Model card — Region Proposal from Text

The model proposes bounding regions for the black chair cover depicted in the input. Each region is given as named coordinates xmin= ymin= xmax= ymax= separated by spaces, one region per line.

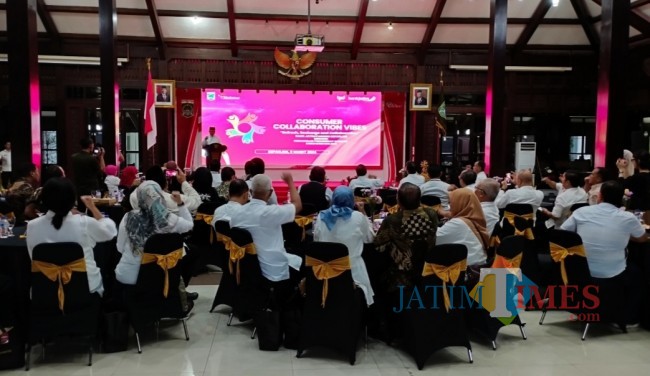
xmin=210 ymin=221 xmax=237 ymax=313
xmin=377 ymin=189 xmax=397 ymax=207
xmin=420 ymin=195 xmax=442 ymax=207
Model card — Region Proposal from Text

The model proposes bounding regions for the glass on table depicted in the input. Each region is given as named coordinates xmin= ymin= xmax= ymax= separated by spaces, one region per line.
xmin=6 ymin=215 xmax=15 ymax=237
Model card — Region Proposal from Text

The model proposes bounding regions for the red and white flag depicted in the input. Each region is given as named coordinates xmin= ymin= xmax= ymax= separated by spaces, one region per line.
xmin=144 ymin=70 xmax=157 ymax=150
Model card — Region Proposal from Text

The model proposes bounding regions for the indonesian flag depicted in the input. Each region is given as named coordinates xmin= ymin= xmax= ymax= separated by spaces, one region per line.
xmin=144 ymin=70 xmax=157 ymax=150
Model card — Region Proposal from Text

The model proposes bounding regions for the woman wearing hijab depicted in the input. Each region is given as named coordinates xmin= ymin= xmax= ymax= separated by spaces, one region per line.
xmin=26 ymin=178 xmax=117 ymax=296
xmin=191 ymin=167 xmax=219 ymax=203
xmin=436 ymin=188 xmax=489 ymax=267
xmin=104 ymin=165 xmax=120 ymax=197
xmin=119 ymin=166 xmax=139 ymax=190
xmin=313 ymin=186 xmax=375 ymax=306
xmin=115 ymin=181 xmax=194 ymax=309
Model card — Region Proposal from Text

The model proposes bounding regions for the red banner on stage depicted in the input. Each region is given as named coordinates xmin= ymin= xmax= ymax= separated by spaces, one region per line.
xmin=174 ymin=88 xmax=202 ymax=169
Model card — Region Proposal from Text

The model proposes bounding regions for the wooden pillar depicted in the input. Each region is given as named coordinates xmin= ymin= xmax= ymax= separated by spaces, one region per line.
xmin=595 ymin=0 xmax=629 ymax=168
xmin=7 ymin=0 xmax=41 ymax=168
xmin=99 ymin=0 xmax=119 ymax=165
xmin=485 ymin=0 xmax=508 ymax=176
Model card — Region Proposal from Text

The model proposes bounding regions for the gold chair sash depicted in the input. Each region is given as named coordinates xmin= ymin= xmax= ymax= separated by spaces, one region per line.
xmin=489 ymin=235 xmax=501 ymax=248
xmin=422 ymin=259 xmax=467 ymax=312
xmin=195 ymin=213 xmax=216 ymax=243
xmin=294 ymin=215 xmax=314 ymax=241
xmin=2 ymin=212 xmax=15 ymax=221
xmin=549 ymin=242 xmax=587 ymax=285
xmin=421 ymin=203 xmax=441 ymax=212
xmin=141 ymin=248 xmax=184 ymax=298
xmin=31 ymin=258 xmax=86 ymax=312
xmin=216 ymin=233 xmax=257 ymax=285
xmin=503 ymin=211 xmax=535 ymax=240
xmin=492 ymin=253 xmax=523 ymax=270
xmin=305 ymin=255 xmax=351 ymax=308
xmin=383 ymin=203 xmax=399 ymax=214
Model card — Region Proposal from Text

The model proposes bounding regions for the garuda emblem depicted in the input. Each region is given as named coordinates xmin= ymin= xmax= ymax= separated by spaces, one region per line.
xmin=274 ymin=47 xmax=317 ymax=80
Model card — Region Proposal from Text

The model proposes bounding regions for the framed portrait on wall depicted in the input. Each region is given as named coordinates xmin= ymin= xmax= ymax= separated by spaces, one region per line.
xmin=409 ymin=83 xmax=433 ymax=111
xmin=153 ymin=80 xmax=175 ymax=108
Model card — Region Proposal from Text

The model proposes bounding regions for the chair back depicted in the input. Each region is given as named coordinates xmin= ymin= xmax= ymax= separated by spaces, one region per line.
xmin=570 ymin=202 xmax=589 ymax=213
xmin=0 ymin=199 xmax=13 ymax=216
xmin=547 ymin=229 xmax=592 ymax=287
xmin=421 ymin=195 xmax=442 ymax=207
xmin=422 ymin=243 xmax=468 ymax=286
xmin=503 ymin=203 xmax=534 ymax=216
xmin=210 ymin=220 xmax=236 ymax=312
xmin=353 ymin=187 xmax=368 ymax=197
xmin=230 ymin=227 xmax=267 ymax=315
xmin=492 ymin=235 xmax=525 ymax=268
xmin=197 ymin=200 xmax=223 ymax=215
xmin=501 ymin=204 xmax=535 ymax=240
xmin=299 ymin=203 xmax=318 ymax=216
xmin=378 ymin=189 xmax=397 ymax=207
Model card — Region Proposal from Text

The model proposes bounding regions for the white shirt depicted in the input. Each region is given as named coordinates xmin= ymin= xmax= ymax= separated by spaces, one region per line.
xmin=476 ymin=171 xmax=488 ymax=182
xmin=212 ymin=201 xmax=242 ymax=225
xmin=399 ymin=173 xmax=425 ymax=188
xmin=104 ymin=175 xmax=121 ymax=197
xmin=0 ymin=149 xmax=11 ymax=172
xmin=202 ymin=135 xmax=222 ymax=157
xmin=495 ymin=185 xmax=544 ymax=213
xmin=115 ymin=206 xmax=194 ymax=285
xmin=481 ymin=201 xmax=500 ymax=235
xmin=436 ymin=218 xmax=487 ymax=266
xmin=211 ymin=172 xmax=222 ymax=188
xmin=546 ymin=187 xmax=588 ymax=228
xmin=245 ymin=180 xmax=278 ymax=205
xmin=561 ymin=203 xmax=645 ymax=278
xmin=130 ymin=181 xmax=202 ymax=214
xmin=230 ymin=199 xmax=301 ymax=281
xmin=313 ymin=211 xmax=375 ymax=306
xmin=588 ymin=183 xmax=602 ymax=206
xmin=348 ymin=176 xmax=384 ymax=191
xmin=26 ymin=212 xmax=118 ymax=296
xmin=420 ymin=179 xmax=450 ymax=210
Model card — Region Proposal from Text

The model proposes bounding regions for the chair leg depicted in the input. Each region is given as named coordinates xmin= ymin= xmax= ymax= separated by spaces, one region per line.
xmin=25 ymin=344 xmax=31 ymax=371
xmin=365 ymin=326 xmax=368 ymax=350
xmin=41 ymin=338 xmax=46 ymax=361
xmin=491 ymin=340 xmax=497 ymax=350
xmin=155 ymin=321 xmax=160 ymax=342
xmin=581 ymin=323 xmax=590 ymax=341
xmin=135 ymin=332 xmax=142 ymax=354
xmin=539 ymin=308 xmax=547 ymax=325
xmin=182 ymin=319 xmax=190 ymax=341
xmin=296 ymin=349 xmax=303 ymax=358
xmin=467 ymin=348 xmax=474 ymax=364
xmin=519 ymin=324 xmax=528 ymax=340
xmin=251 ymin=327 xmax=257 ymax=340
xmin=88 ymin=339 xmax=93 ymax=366
xmin=227 ymin=312 xmax=234 ymax=326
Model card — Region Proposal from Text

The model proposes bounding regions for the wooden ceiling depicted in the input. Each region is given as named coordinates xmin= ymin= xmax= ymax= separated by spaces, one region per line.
xmin=0 ymin=0 xmax=649 ymax=61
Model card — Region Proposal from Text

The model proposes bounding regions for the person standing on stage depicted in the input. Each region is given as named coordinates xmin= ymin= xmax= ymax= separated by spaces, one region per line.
xmin=202 ymin=126 xmax=231 ymax=168
xmin=0 ymin=141 xmax=12 ymax=189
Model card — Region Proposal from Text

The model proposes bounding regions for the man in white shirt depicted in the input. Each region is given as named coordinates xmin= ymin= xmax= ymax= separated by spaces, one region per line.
xmin=474 ymin=178 xmax=500 ymax=235
xmin=209 ymin=160 xmax=222 ymax=189
xmin=459 ymin=169 xmax=477 ymax=190
xmin=202 ymin=126 xmax=231 ymax=167
xmin=583 ymin=167 xmax=610 ymax=206
xmin=399 ymin=161 xmax=425 ymax=187
xmin=0 ymin=141 xmax=11 ymax=189
xmin=212 ymin=179 xmax=249 ymax=224
xmin=245 ymin=157 xmax=278 ymax=204
xmin=131 ymin=166 xmax=202 ymax=214
xmin=561 ymin=180 xmax=648 ymax=324
xmin=348 ymin=164 xmax=384 ymax=191
xmin=420 ymin=164 xmax=450 ymax=210
xmin=495 ymin=170 xmax=544 ymax=213
xmin=473 ymin=160 xmax=488 ymax=182
xmin=541 ymin=171 xmax=588 ymax=228
xmin=230 ymin=173 xmax=303 ymax=282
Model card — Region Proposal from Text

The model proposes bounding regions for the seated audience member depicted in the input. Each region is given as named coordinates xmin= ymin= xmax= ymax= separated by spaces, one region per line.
xmin=26 ymin=178 xmax=117 ymax=297
xmin=115 ymin=181 xmax=195 ymax=311
xmin=583 ymin=167 xmax=610 ymax=206
xmin=459 ymin=169 xmax=477 ymax=190
xmin=314 ymin=186 xmax=375 ymax=306
xmin=209 ymin=160 xmax=222 ymax=188
xmin=6 ymin=163 xmax=40 ymax=224
xmin=561 ymin=180 xmax=648 ymax=325
xmin=616 ymin=149 xmax=636 ymax=179
xmin=164 ymin=161 xmax=182 ymax=192
xmin=348 ymin=164 xmax=384 ymax=191
xmin=420 ymin=164 xmax=450 ymax=210
xmin=230 ymin=173 xmax=303 ymax=283
xmin=398 ymin=161 xmax=425 ymax=188
xmin=473 ymin=160 xmax=488 ymax=182
xmin=299 ymin=166 xmax=332 ymax=212
xmin=474 ymin=178 xmax=500 ymax=235
xmin=131 ymin=166 xmax=201 ymax=214
xmin=119 ymin=165 xmax=139 ymax=191
xmin=217 ymin=166 xmax=236 ymax=201
xmin=245 ymin=158 xmax=278 ymax=205
xmin=495 ymin=170 xmax=544 ymax=213
xmin=541 ymin=172 xmax=565 ymax=194
xmin=541 ymin=170 xmax=587 ymax=228
xmin=374 ymin=183 xmax=438 ymax=291
xmin=212 ymin=179 xmax=249 ymax=224
xmin=104 ymin=164 xmax=121 ymax=197
xmin=27 ymin=164 xmax=65 ymax=218
xmin=622 ymin=151 xmax=650 ymax=210
xmin=191 ymin=167 xmax=219 ymax=203
xmin=436 ymin=188 xmax=489 ymax=267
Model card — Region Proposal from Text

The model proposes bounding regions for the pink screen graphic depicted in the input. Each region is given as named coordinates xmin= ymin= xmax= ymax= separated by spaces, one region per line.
xmin=201 ymin=90 xmax=382 ymax=167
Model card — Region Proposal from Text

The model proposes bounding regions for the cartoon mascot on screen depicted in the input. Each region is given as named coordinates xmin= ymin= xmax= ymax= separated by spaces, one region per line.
xmin=226 ymin=113 xmax=266 ymax=144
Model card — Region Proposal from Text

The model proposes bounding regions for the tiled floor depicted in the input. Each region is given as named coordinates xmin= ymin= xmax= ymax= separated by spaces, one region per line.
xmin=6 ymin=284 xmax=650 ymax=376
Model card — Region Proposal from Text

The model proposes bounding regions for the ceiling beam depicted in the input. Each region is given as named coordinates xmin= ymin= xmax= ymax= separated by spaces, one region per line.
xmin=632 ymin=0 xmax=650 ymax=9
xmin=144 ymin=0 xmax=166 ymax=60
xmin=592 ymin=0 xmax=650 ymax=35
xmin=36 ymin=0 xmax=60 ymax=45
xmin=418 ymin=0 xmax=447 ymax=64
xmin=570 ymin=0 xmax=599 ymax=50
xmin=226 ymin=0 xmax=238 ymax=57
xmin=513 ymin=0 xmax=552 ymax=53
xmin=350 ymin=0 xmax=369 ymax=60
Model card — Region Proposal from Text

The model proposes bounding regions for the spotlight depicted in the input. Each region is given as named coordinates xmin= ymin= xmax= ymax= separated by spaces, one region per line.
xmin=387 ymin=21 xmax=393 ymax=30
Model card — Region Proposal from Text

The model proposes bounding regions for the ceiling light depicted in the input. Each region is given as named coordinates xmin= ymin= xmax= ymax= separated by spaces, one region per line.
xmin=552 ymin=0 xmax=559 ymax=7
xmin=387 ymin=21 xmax=394 ymax=30
xmin=192 ymin=16 xmax=201 ymax=24
xmin=450 ymin=64 xmax=572 ymax=72
xmin=0 ymin=54 xmax=128 ymax=66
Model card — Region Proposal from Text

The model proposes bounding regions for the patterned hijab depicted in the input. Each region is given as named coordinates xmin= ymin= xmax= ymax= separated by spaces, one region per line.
xmin=449 ymin=188 xmax=490 ymax=250
xmin=319 ymin=186 xmax=355 ymax=230
xmin=125 ymin=181 xmax=173 ymax=255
